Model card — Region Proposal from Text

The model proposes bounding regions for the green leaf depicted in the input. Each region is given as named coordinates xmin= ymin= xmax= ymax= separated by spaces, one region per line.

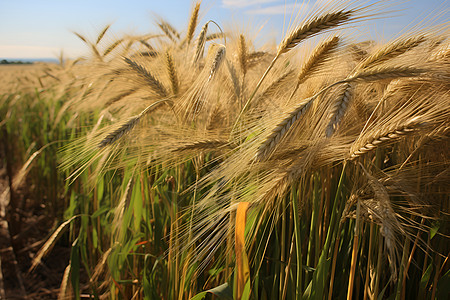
xmin=241 ymin=280 xmax=251 ymax=300
xmin=418 ymin=262 xmax=433 ymax=298
xmin=430 ymin=221 xmax=440 ymax=239
xmin=97 ymin=177 xmax=104 ymax=202
xmin=91 ymin=206 xmax=110 ymax=219
xmin=190 ymin=282 xmax=233 ymax=300
xmin=92 ymin=227 xmax=98 ymax=249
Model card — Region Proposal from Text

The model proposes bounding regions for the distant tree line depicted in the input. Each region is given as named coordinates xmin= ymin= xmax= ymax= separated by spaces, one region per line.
xmin=0 ymin=59 xmax=32 ymax=65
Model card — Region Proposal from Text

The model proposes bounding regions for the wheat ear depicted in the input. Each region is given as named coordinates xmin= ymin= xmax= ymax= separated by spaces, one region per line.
xmin=226 ymin=60 xmax=241 ymax=100
xmin=166 ymin=51 xmax=179 ymax=96
xmin=72 ymin=31 xmax=88 ymax=44
xmin=357 ymin=35 xmax=425 ymax=70
xmin=255 ymin=96 xmax=315 ymax=161
xmin=172 ymin=139 xmax=229 ymax=152
xmin=289 ymin=36 xmax=340 ymax=100
xmin=157 ymin=19 xmax=180 ymax=41
xmin=96 ymin=24 xmax=111 ymax=45
xmin=257 ymin=69 xmax=294 ymax=103
xmin=348 ymin=66 xmax=425 ymax=82
xmin=238 ymin=34 xmax=248 ymax=76
xmin=247 ymin=51 xmax=268 ymax=69
xmin=325 ymin=66 xmax=424 ymax=137
xmin=105 ymin=88 xmax=138 ymax=106
xmin=193 ymin=22 xmax=209 ymax=64
xmin=186 ymin=2 xmax=201 ymax=45
xmin=206 ymin=32 xmax=225 ymax=41
xmin=103 ymin=38 xmax=124 ymax=57
xmin=98 ymin=99 xmax=173 ymax=147
xmin=124 ymin=57 xmax=168 ymax=97
xmin=235 ymin=10 xmax=353 ymax=134
xmin=277 ymin=10 xmax=352 ymax=55
xmin=325 ymin=82 xmax=353 ymax=137
xmin=349 ymin=118 xmax=424 ymax=159
xmin=207 ymin=43 xmax=226 ymax=81
xmin=30 ymin=216 xmax=79 ymax=272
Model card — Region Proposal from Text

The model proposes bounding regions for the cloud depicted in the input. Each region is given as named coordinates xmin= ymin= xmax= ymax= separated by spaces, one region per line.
xmin=247 ymin=3 xmax=308 ymax=15
xmin=222 ymin=0 xmax=278 ymax=8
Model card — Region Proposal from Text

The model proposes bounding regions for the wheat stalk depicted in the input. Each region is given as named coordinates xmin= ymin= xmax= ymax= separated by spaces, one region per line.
xmin=226 ymin=60 xmax=241 ymax=100
xmin=325 ymin=66 xmax=424 ymax=137
xmin=324 ymin=36 xmax=426 ymax=137
xmin=124 ymin=57 xmax=168 ymax=97
xmin=255 ymin=96 xmax=315 ymax=161
xmin=98 ymin=116 xmax=140 ymax=147
xmin=247 ymin=51 xmax=268 ymax=69
xmin=89 ymin=43 xmax=102 ymax=60
xmin=72 ymin=31 xmax=88 ymax=44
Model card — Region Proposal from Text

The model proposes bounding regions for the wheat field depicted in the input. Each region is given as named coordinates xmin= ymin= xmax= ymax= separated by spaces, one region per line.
xmin=0 ymin=1 xmax=449 ymax=299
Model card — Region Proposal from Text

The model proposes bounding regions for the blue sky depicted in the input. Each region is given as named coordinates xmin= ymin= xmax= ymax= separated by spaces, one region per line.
xmin=0 ymin=0 xmax=448 ymax=59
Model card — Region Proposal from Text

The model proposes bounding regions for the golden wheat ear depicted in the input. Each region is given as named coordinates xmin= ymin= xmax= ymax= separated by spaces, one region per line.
xmin=186 ymin=1 xmax=201 ymax=45
xmin=30 ymin=216 xmax=79 ymax=272
xmin=156 ymin=18 xmax=180 ymax=42
xmin=356 ymin=35 xmax=426 ymax=71
xmin=206 ymin=43 xmax=226 ymax=81
xmin=238 ymin=34 xmax=248 ymax=76
xmin=193 ymin=22 xmax=209 ymax=64
xmin=326 ymin=66 xmax=426 ymax=138
xmin=277 ymin=10 xmax=352 ymax=56
xmin=102 ymin=38 xmax=124 ymax=57
xmin=98 ymin=99 xmax=173 ymax=147
xmin=165 ymin=51 xmax=179 ymax=96
xmin=349 ymin=118 xmax=425 ymax=160
xmin=96 ymin=24 xmax=111 ymax=45
xmin=255 ymin=96 xmax=315 ymax=161
xmin=124 ymin=57 xmax=168 ymax=97
xmin=289 ymin=35 xmax=340 ymax=100
xmin=236 ymin=5 xmax=367 ymax=129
